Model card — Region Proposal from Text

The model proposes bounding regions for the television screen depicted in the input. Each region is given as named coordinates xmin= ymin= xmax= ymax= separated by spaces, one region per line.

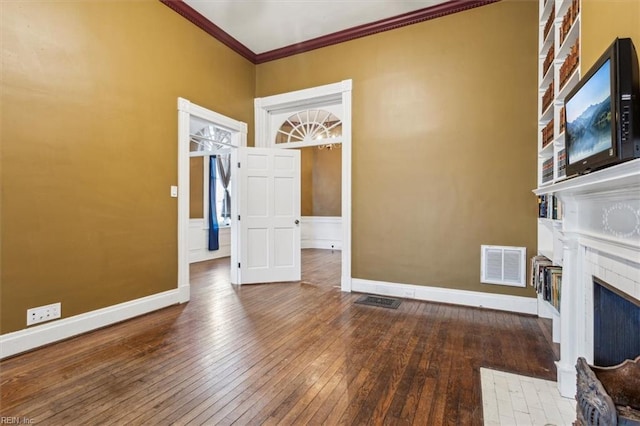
xmin=565 ymin=59 xmax=613 ymax=165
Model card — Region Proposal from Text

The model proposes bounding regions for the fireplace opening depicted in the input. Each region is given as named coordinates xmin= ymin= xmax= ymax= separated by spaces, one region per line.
xmin=593 ymin=277 xmax=640 ymax=366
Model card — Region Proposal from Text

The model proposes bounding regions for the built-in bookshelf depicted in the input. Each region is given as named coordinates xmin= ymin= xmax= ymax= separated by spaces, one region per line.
xmin=538 ymin=0 xmax=580 ymax=188
xmin=536 ymin=0 xmax=580 ymax=340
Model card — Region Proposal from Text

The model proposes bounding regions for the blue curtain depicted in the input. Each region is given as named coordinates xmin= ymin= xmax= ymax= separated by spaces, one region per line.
xmin=208 ymin=155 xmax=219 ymax=251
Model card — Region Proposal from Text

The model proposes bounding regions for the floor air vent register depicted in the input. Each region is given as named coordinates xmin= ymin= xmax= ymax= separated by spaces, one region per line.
xmin=355 ymin=295 xmax=401 ymax=309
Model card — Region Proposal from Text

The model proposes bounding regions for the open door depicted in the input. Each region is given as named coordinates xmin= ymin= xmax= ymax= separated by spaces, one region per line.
xmin=234 ymin=147 xmax=301 ymax=284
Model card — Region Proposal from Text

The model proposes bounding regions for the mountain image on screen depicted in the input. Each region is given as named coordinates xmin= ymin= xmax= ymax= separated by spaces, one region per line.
xmin=567 ymin=96 xmax=612 ymax=163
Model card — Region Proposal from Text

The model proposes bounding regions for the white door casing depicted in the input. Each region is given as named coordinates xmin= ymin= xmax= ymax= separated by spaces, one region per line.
xmin=234 ymin=147 xmax=301 ymax=284
xmin=254 ymin=79 xmax=352 ymax=292
xmin=177 ymin=98 xmax=247 ymax=299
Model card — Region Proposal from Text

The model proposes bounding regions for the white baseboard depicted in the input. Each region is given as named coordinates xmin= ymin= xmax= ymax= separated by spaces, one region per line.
xmin=0 ymin=289 xmax=182 ymax=359
xmin=351 ymin=278 xmax=538 ymax=315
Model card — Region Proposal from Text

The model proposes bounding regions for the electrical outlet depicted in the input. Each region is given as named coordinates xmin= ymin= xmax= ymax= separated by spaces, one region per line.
xmin=26 ymin=303 xmax=61 ymax=326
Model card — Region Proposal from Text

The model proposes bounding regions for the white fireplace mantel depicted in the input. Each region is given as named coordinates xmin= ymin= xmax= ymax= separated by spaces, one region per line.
xmin=535 ymin=158 xmax=640 ymax=398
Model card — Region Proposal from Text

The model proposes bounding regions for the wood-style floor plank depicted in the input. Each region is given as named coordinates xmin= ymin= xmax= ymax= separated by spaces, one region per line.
xmin=0 ymin=249 xmax=557 ymax=425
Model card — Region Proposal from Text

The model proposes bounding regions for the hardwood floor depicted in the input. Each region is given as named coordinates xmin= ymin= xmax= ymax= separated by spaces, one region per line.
xmin=0 ymin=249 xmax=557 ymax=425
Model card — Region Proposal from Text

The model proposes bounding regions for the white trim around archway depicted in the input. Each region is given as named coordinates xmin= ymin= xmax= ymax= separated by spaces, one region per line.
xmin=254 ymin=80 xmax=352 ymax=292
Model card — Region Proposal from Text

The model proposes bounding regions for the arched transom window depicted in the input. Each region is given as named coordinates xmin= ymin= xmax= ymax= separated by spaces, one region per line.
xmin=190 ymin=125 xmax=232 ymax=152
xmin=276 ymin=109 xmax=342 ymax=145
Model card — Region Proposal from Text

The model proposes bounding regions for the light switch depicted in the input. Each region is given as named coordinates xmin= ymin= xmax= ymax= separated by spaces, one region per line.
xmin=170 ymin=186 xmax=178 ymax=197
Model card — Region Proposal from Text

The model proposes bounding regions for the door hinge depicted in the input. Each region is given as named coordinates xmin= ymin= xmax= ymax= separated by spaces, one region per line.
xmin=238 ymin=262 xmax=241 ymax=268
xmin=237 ymin=162 xmax=241 ymax=168
xmin=237 ymin=215 xmax=241 ymax=220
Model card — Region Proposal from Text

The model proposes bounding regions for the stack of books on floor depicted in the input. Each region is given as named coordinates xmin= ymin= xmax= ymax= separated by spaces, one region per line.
xmin=531 ymin=255 xmax=562 ymax=312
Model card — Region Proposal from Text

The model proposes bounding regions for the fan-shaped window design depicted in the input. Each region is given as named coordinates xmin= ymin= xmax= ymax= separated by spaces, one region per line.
xmin=190 ymin=125 xmax=232 ymax=152
xmin=276 ymin=109 xmax=342 ymax=145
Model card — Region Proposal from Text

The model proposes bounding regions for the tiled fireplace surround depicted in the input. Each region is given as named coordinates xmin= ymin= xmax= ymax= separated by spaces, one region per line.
xmin=540 ymin=159 xmax=640 ymax=398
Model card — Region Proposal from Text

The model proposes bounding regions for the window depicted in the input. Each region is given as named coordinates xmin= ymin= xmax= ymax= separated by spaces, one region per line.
xmin=189 ymin=124 xmax=233 ymax=227
xmin=276 ymin=109 xmax=342 ymax=147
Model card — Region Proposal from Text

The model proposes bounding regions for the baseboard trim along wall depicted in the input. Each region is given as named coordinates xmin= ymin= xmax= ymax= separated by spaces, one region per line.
xmin=351 ymin=278 xmax=538 ymax=315
xmin=1 ymin=278 xmax=537 ymax=358
xmin=0 ymin=289 xmax=182 ymax=359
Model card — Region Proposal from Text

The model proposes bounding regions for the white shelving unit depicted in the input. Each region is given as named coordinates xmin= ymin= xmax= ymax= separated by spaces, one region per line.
xmin=536 ymin=0 xmax=581 ymax=337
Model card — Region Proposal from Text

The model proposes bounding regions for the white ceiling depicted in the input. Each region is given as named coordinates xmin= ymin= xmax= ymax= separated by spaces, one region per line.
xmin=183 ymin=0 xmax=447 ymax=54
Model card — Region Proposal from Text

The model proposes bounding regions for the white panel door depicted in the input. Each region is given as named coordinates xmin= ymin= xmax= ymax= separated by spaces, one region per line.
xmin=237 ymin=147 xmax=301 ymax=284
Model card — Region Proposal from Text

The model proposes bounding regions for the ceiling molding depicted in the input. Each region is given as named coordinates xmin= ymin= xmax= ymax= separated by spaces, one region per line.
xmin=160 ymin=0 xmax=256 ymax=63
xmin=254 ymin=0 xmax=500 ymax=64
xmin=160 ymin=0 xmax=500 ymax=65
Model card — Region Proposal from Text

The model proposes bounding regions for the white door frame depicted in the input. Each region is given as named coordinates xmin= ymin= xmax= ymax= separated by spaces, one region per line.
xmin=177 ymin=97 xmax=247 ymax=301
xmin=254 ymin=80 xmax=352 ymax=292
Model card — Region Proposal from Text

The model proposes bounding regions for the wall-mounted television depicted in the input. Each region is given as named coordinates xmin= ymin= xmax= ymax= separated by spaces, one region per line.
xmin=564 ymin=38 xmax=640 ymax=176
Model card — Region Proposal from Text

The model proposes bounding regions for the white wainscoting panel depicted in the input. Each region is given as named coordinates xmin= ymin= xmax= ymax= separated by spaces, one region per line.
xmin=301 ymin=216 xmax=342 ymax=250
xmin=351 ymin=278 xmax=538 ymax=315
xmin=189 ymin=219 xmax=231 ymax=263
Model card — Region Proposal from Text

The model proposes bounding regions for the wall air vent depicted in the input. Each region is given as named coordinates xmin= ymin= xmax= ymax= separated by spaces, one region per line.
xmin=480 ymin=245 xmax=526 ymax=287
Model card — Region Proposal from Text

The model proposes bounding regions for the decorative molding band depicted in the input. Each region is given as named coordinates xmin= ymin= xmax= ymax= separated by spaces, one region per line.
xmin=351 ymin=278 xmax=537 ymax=315
xmin=0 ymin=290 xmax=182 ymax=359
xmin=255 ymin=0 xmax=500 ymax=63
xmin=160 ymin=0 xmax=255 ymax=63
xmin=160 ymin=0 xmax=500 ymax=64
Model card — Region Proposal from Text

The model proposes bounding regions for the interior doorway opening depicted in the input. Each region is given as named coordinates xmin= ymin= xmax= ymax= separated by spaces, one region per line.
xmin=254 ymin=80 xmax=352 ymax=291
xmin=177 ymin=98 xmax=247 ymax=301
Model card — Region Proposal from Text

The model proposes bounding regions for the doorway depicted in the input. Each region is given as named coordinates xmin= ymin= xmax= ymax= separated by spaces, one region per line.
xmin=254 ymin=80 xmax=352 ymax=291
xmin=176 ymin=98 xmax=247 ymax=302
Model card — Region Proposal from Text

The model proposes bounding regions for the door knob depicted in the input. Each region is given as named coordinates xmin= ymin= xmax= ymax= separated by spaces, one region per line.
xmin=295 ymin=219 xmax=300 ymax=225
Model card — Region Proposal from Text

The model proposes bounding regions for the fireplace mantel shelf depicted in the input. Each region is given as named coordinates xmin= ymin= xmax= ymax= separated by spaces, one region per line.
xmin=534 ymin=158 xmax=640 ymax=197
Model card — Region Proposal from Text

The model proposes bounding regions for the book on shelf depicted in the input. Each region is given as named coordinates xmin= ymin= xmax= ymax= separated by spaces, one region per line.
xmin=560 ymin=38 xmax=580 ymax=88
xmin=543 ymin=45 xmax=555 ymax=77
xmin=559 ymin=0 xmax=580 ymax=45
xmin=541 ymin=119 xmax=554 ymax=147
xmin=543 ymin=5 xmax=555 ymax=42
xmin=541 ymin=157 xmax=554 ymax=183
xmin=542 ymin=82 xmax=554 ymax=113
xmin=530 ymin=255 xmax=562 ymax=312
xmin=557 ymin=148 xmax=566 ymax=178
xmin=537 ymin=194 xmax=563 ymax=220
xmin=538 ymin=195 xmax=548 ymax=218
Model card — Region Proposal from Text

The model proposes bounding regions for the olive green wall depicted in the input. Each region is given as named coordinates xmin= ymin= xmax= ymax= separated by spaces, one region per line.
xmin=1 ymin=0 xmax=543 ymax=336
xmin=256 ymin=0 xmax=539 ymax=296
xmin=1 ymin=1 xmax=255 ymax=333
xmin=581 ymin=0 xmax=640 ymax=71
xmin=312 ymin=148 xmax=341 ymax=216
xmin=299 ymin=147 xmax=342 ymax=216
xmin=301 ymin=148 xmax=314 ymax=216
